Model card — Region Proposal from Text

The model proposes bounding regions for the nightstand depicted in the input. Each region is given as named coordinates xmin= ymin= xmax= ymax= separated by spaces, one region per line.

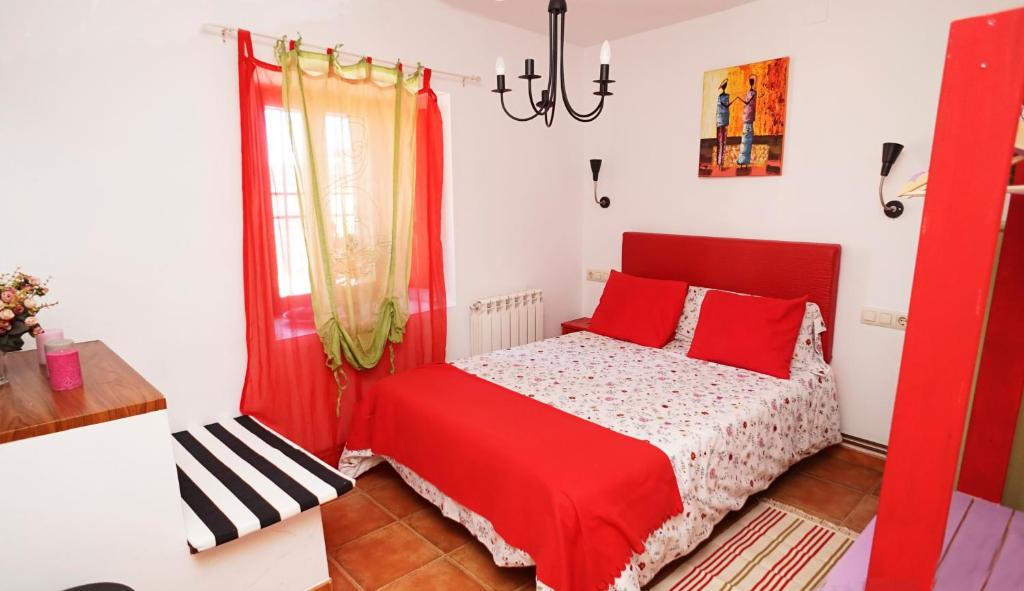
xmin=561 ymin=317 xmax=592 ymax=335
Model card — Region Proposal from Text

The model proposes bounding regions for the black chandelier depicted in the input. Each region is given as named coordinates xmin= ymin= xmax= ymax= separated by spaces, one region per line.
xmin=492 ymin=0 xmax=613 ymax=127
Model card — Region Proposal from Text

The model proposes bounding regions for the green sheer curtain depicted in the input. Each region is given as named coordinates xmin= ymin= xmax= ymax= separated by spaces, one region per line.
xmin=277 ymin=42 xmax=420 ymax=378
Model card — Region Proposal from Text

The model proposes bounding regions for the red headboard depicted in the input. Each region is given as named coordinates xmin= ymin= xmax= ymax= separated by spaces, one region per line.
xmin=622 ymin=232 xmax=842 ymax=362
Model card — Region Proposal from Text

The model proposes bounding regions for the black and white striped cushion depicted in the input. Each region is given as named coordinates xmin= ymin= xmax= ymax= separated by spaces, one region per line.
xmin=172 ymin=415 xmax=354 ymax=552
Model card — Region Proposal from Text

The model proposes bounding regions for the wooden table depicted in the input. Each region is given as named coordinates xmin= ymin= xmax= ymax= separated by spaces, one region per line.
xmin=561 ymin=317 xmax=592 ymax=335
xmin=0 ymin=340 xmax=166 ymax=444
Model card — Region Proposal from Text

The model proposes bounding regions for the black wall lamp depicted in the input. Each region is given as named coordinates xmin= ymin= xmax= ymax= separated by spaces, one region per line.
xmin=879 ymin=142 xmax=905 ymax=218
xmin=590 ymin=159 xmax=610 ymax=208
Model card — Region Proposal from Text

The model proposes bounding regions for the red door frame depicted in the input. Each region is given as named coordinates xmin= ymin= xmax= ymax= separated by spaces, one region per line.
xmin=866 ymin=8 xmax=1024 ymax=590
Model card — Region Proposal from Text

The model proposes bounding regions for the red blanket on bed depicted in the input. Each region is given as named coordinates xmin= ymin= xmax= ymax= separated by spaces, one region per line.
xmin=346 ymin=364 xmax=683 ymax=591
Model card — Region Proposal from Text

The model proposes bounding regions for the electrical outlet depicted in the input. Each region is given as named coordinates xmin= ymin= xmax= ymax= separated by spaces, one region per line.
xmin=586 ymin=269 xmax=610 ymax=282
xmin=861 ymin=307 xmax=908 ymax=331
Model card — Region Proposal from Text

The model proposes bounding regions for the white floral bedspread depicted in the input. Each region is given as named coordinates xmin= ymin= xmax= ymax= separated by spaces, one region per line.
xmin=340 ymin=330 xmax=841 ymax=591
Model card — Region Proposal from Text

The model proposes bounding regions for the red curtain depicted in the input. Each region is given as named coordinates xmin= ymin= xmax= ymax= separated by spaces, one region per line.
xmin=236 ymin=30 xmax=446 ymax=466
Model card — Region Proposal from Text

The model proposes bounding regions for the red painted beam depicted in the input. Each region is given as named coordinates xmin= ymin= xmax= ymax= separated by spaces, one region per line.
xmin=867 ymin=8 xmax=1024 ymax=591
xmin=959 ymin=196 xmax=1024 ymax=501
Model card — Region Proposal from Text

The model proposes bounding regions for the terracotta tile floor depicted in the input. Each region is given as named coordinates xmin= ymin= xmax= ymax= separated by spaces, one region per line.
xmin=321 ymin=444 xmax=884 ymax=591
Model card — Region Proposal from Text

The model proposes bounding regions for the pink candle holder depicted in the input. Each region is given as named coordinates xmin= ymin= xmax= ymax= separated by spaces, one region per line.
xmin=45 ymin=339 xmax=83 ymax=391
xmin=36 ymin=328 xmax=64 ymax=365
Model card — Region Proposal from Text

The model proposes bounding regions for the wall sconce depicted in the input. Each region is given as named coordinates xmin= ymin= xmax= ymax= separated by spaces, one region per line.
xmin=879 ymin=142 xmax=905 ymax=218
xmin=590 ymin=159 xmax=610 ymax=208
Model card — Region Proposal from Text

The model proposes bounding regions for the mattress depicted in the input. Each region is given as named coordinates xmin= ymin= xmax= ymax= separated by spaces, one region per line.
xmin=340 ymin=330 xmax=841 ymax=590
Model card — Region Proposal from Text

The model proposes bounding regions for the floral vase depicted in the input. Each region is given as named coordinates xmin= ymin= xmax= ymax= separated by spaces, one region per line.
xmin=0 ymin=351 xmax=8 ymax=387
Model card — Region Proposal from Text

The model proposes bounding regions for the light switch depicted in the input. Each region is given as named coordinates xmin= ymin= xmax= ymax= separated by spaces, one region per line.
xmin=861 ymin=306 xmax=908 ymax=330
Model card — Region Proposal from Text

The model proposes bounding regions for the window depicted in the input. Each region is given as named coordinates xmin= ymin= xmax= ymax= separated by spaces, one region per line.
xmin=263 ymin=94 xmax=455 ymax=306
xmin=325 ymin=114 xmax=361 ymax=236
xmin=264 ymin=107 xmax=312 ymax=298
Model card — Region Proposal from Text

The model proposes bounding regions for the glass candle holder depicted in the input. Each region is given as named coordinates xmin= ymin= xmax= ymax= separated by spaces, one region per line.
xmin=36 ymin=328 xmax=64 ymax=365
xmin=45 ymin=339 xmax=83 ymax=391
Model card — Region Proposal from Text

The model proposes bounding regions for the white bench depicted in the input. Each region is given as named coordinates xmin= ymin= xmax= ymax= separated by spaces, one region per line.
xmin=172 ymin=415 xmax=353 ymax=553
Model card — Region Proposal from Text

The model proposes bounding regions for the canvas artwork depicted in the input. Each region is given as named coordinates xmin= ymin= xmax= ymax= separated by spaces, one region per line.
xmin=698 ymin=56 xmax=789 ymax=177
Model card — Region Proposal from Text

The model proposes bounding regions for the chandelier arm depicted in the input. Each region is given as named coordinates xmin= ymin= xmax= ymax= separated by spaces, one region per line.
xmin=566 ymin=100 xmax=604 ymax=123
xmin=522 ymin=13 xmax=556 ymax=118
xmin=526 ymin=78 xmax=548 ymax=116
xmin=568 ymin=99 xmax=604 ymax=123
xmin=522 ymin=12 xmax=556 ymax=116
xmin=543 ymin=11 xmax=558 ymax=127
xmin=500 ymin=92 xmax=542 ymax=122
xmin=556 ymin=14 xmax=604 ymax=121
xmin=549 ymin=10 xmax=557 ymax=93
xmin=543 ymin=77 xmax=557 ymax=127
xmin=568 ymin=97 xmax=605 ymax=122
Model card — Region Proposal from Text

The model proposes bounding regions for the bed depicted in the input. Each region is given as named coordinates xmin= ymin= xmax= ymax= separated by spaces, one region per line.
xmin=340 ymin=232 xmax=843 ymax=591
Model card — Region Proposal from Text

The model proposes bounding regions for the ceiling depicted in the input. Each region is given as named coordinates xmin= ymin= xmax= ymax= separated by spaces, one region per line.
xmin=440 ymin=0 xmax=758 ymax=46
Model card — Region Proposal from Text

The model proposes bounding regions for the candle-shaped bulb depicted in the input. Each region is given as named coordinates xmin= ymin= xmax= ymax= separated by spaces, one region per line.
xmin=599 ymin=40 xmax=611 ymax=65
xmin=495 ymin=56 xmax=506 ymax=76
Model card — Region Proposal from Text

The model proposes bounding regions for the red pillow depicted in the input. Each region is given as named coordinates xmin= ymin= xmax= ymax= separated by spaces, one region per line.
xmin=687 ymin=291 xmax=808 ymax=379
xmin=588 ymin=271 xmax=689 ymax=348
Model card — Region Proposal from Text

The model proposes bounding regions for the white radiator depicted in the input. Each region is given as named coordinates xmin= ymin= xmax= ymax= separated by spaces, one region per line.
xmin=469 ymin=289 xmax=544 ymax=355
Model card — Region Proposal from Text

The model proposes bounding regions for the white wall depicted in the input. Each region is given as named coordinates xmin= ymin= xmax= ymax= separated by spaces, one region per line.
xmin=0 ymin=0 xmax=584 ymax=430
xmin=577 ymin=0 xmax=1021 ymax=444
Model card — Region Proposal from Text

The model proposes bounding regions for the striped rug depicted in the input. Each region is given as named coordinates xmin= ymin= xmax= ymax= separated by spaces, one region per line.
xmin=650 ymin=500 xmax=856 ymax=591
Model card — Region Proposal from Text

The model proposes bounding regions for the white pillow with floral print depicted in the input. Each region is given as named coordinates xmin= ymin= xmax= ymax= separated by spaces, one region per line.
xmin=673 ymin=286 xmax=827 ymax=366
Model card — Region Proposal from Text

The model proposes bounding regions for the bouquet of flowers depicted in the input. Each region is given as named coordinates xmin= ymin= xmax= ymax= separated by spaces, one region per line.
xmin=0 ymin=270 xmax=56 ymax=353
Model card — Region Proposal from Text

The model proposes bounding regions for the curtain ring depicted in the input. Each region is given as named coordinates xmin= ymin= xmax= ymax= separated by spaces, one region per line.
xmin=412 ymin=62 xmax=424 ymax=88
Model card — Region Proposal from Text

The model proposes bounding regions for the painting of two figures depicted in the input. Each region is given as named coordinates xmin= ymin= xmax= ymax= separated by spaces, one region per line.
xmin=698 ymin=56 xmax=789 ymax=177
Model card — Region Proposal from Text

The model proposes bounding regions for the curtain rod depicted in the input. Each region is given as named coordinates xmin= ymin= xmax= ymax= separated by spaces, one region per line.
xmin=202 ymin=23 xmax=482 ymax=86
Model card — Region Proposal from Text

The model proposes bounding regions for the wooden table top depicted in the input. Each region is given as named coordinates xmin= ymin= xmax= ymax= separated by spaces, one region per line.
xmin=0 ymin=341 xmax=166 ymax=444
